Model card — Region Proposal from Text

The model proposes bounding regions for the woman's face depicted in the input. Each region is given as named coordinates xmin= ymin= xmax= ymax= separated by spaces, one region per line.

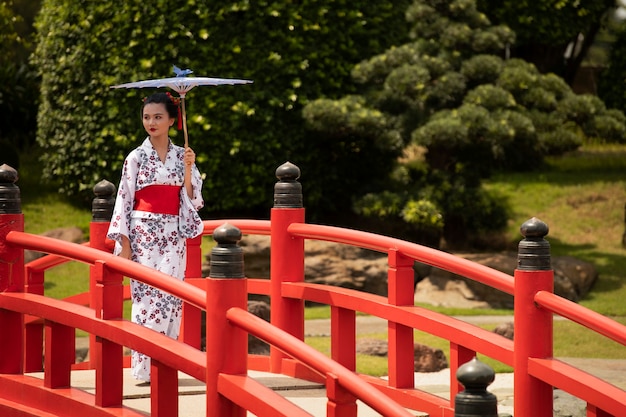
xmin=142 ymin=102 xmax=175 ymax=139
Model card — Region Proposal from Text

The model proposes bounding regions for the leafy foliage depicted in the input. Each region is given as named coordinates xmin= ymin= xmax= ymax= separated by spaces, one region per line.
xmin=0 ymin=0 xmax=39 ymax=160
xmin=476 ymin=0 xmax=615 ymax=78
xmin=32 ymin=0 xmax=411 ymax=211
xmin=303 ymin=0 xmax=626 ymax=247
xmin=598 ymin=24 xmax=626 ymax=133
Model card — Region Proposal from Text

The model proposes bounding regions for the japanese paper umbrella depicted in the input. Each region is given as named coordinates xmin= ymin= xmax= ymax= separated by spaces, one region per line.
xmin=111 ymin=65 xmax=253 ymax=147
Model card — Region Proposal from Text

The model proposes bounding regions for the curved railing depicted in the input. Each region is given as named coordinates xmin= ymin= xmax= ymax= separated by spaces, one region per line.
xmin=0 ymin=231 xmax=416 ymax=417
xmin=1 ymin=161 xmax=625 ymax=417
xmin=203 ymin=217 xmax=626 ymax=417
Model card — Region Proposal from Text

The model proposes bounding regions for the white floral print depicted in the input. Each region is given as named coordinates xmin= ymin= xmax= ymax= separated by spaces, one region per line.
xmin=107 ymin=137 xmax=204 ymax=382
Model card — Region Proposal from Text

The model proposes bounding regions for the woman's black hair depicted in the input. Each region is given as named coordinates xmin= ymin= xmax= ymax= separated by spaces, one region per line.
xmin=142 ymin=92 xmax=179 ymax=119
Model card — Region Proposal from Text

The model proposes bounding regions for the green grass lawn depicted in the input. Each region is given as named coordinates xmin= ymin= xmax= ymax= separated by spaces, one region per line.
xmin=485 ymin=144 xmax=626 ymax=316
xmin=15 ymin=144 xmax=626 ymax=375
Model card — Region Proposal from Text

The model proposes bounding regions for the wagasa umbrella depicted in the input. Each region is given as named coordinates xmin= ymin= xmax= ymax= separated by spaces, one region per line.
xmin=111 ymin=65 xmax=253 ymax=147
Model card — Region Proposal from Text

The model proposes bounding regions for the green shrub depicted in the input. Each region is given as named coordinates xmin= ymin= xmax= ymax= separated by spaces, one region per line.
xmin=33 ymin=0 xmax=412 ymax=214
xmin=463 ymin=84 xmax=516 ymax=111
xmin=460 ymin=54 xmax=504 ymax=88
xmin=303 ymin=0 xmax=626 ymax=246
xmin=587 ymin=115 xmax=626 ymax=144
xmin=519 ymin=87 xmax=558 ymax=112
xmin=497 ymin=64 xmax=538 ymax=96
xmin=401 ymin=199 xmax=444 ymax=231
xmin=538 ymin=130 xmax=582 ymax=156
xmin=556 ymin=94 xmax=606 ymax=125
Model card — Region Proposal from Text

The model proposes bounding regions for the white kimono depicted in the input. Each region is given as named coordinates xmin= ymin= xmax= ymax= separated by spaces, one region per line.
xmin=107 ymin=138 xmax=204 ymax=382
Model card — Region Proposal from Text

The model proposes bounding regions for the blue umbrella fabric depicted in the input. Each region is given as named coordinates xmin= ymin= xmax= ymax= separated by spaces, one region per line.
xmin=111 ymin=65 xmax=253 ymax=147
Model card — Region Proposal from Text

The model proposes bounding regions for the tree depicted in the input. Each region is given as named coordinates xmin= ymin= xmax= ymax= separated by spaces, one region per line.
xmin=476 ymin=0 xmax=616 ymax=84
xmin=32 ymin=0 xmax=411 ymax=213
xmin=598 ymin=18 xmax=626 ymax=112
xmin=0 ymin=0 xmax=40 ymax=165
xmin=303 ymin=0 xmax=626 ymax=247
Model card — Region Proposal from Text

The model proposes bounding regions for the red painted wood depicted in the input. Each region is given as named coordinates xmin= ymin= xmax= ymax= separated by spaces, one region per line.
xmin=1 ymin=213 xmax=625 ymax=416
xmin=287 ymin=222 xmax=515 ymax=294
xmin=326 ymin=372 xmax=357 ymax=417
xmin=90 ymin=221 xmax=111 ymax=372
xmin=535 ymin=290 xmax=626 ymax=345
xmin=218 ymin=374 xmax=314 ymax=417
xmin=0 ymin=309 xmax=23 ymax=374
xmin=152 ymin=359 xmax=179 ymax=417
xmin=23 ymin=266 xmax=44 ymax=372
xmin=448 ymin=343 xmax=475 ymax=401
xmin=95 ymin=338 xmax=123 ymax=407
xmin=360 ymin=374 xmax=452 ymax=417
xmin=181 ymin=236 xmax=204 ymax=348
xmin=0 ymin=293 xmax=206 ymax=381
xmin=227 ymin=307 xmax=415 ymax=417
xmin=0 ymin=374 xmax=147 ymax=416
xmin=269 ymin=207 xmax=305 ymax=373
xmin=44 ymin=321 xmax=73 ymax=389
xmin=514 ymin=269 xmax=554 ymax=417
xmin=528 ymin=358 xmax=626 ymax=416
xmin=330 ymin=306 xmax=356 ymax=371
xmin=0 ymin=214 xmax=24 ymax=292
xmin=205 ymin=278 xmax=247 ymax=417
xmin=387 ymin=249 xmax=415 ymax=389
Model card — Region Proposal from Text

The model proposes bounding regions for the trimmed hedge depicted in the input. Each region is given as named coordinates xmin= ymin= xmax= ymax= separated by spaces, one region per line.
xmin=33 ymin=0 xmax=411 ymax=212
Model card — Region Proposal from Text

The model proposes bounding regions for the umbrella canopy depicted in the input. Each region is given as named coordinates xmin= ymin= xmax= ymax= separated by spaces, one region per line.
xmin=111 ymin=66 xmax=253 ymax=147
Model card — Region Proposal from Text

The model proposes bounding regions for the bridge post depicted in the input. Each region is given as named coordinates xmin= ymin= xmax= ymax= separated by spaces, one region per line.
xmin=269 ymin=162 xmax=305 ymax=373
xmin=205 ymin=223 xmax=247 ymax=417
xmin=88 ymin=179 xmax=116 ymax=370
xmin=0 ymin=164 xmax=24 ymax=374
xmin=454 ymin=357 xmax=498 ymax=417
xmin=387 ymin=249 xmax=415 ymax=389
xmin=513 ymin=217 xmax=553 ymax=417
xmin=181 ymin=234 xmax=203 ymax=349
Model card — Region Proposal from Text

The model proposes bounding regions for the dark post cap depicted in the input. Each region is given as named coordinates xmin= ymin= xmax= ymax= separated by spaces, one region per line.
xmin=209 ymin=223 xmax=245 ymax=279
xmin=0 ymin=164 xmax=21 ymax=214
xmin=92 ymin=179 xmax=116 ymax=222
xmin=455 ymin=357 xmax=498 ymax=417
xmin=518 ymin=217 xmax=551 ymax=271
xmin=274 ymin=161 xmax=303 ymax=208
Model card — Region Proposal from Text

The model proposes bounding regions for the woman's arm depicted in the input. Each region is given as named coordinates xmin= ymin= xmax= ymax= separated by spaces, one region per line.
xmin=183 ymin=147 xmax=196 ymax=199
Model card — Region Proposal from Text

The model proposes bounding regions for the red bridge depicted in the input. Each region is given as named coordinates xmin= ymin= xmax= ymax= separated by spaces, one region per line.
xmin=0 ymin=161 xmax=624 ymax=416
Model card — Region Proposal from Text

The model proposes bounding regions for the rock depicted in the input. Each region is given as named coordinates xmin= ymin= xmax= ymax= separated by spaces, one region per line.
xmin=493 ymin=322 xmax=514 ymax=340
xmin=247 ymin=300 xmax=271 ymax=355
xmin=24 ymin=227 xmax=84 ymax=263
xmin=552 ymin=256 xmax=599 ymax=301
xmin=356 ymin=338 xmax=448 ymax=372
xmin=355 ymin=338 xmax=388 ymax=357
xmin=413 ymin=343 xmax=448 ymax=373
xmin=415 ymin=252 xmax=598 ymax=308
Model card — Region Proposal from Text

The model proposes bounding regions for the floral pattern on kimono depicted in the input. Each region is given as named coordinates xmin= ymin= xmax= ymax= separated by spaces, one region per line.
xmin=107 ymin=137 xmax=204 ymax=382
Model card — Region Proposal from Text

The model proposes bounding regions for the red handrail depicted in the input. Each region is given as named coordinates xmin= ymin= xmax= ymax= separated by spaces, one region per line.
xmin=226 ymin=307 xmax=415 ymax=417
xmin=287 ymin=222 xmax=515 ymax=294
xmin=1 ymin=213 xmax=625 ymax=417
xmin=8 ymin=231 xmax=206 ymax=309
xmin=284 ymin=281 xmax=515 ymax=362
xmin=534 ymin=290 xmax=626 ymax=345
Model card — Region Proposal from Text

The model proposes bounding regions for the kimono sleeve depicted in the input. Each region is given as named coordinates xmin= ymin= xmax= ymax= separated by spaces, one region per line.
xmin=178 ymin=164 xmax=204 ymax=239
xmin=107 ymin=152 xmax=139 ymax=246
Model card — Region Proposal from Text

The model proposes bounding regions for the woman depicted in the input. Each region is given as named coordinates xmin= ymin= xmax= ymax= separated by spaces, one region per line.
xmin=107 ymin=92 xmax=204 ymax=383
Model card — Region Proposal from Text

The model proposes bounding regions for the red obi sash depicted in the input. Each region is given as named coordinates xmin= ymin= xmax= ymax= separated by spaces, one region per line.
xmin=133 ymin=185 xmax=182 ymax=215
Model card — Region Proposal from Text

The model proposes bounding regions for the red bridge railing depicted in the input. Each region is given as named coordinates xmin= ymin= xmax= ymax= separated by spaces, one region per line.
xmin=0 ymin=161 xmax=625 ymax=417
